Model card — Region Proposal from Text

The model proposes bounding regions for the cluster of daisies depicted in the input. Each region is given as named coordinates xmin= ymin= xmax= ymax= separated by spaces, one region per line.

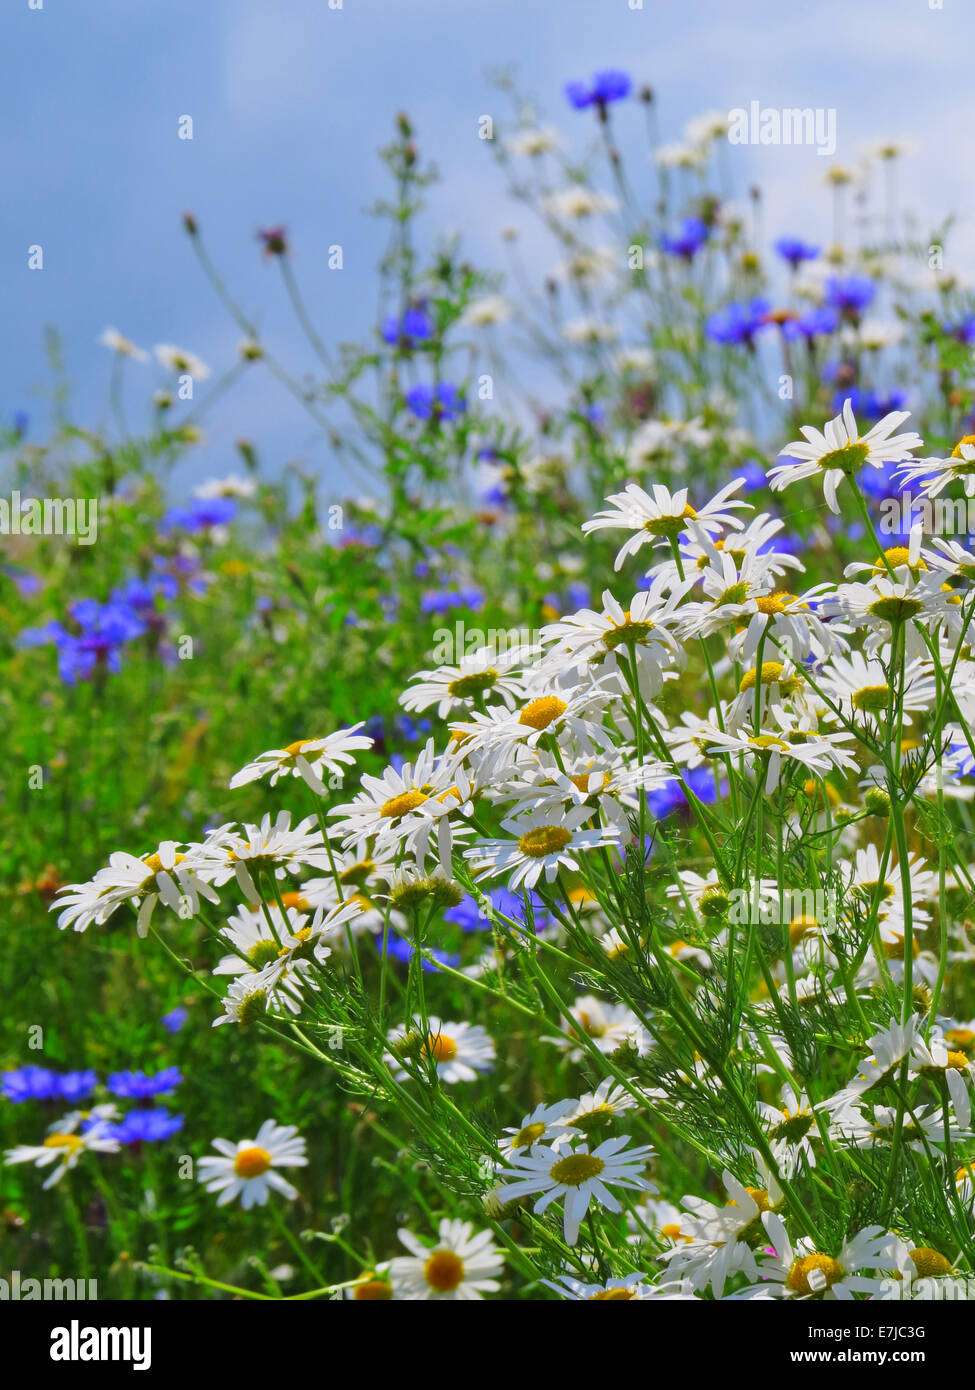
xmin=48 ymin=398 xmax=975 ymax=1297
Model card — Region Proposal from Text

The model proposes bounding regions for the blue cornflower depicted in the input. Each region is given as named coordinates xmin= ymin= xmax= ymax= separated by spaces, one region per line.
xmin=377 ymin=934 xmax=460 ymax=973
xmin=773 ymin=237 xmax=820 ymax=269
xmin=110 ymin=1108 xmax=184 ymax=1145
xmin=660 ymin=218 xmax=710 ymax=261
xmin=2 ymin=1066 xmax=61 ymax=1102
xmin=445 ymin=888 xmax=552 ymax=934
xmin=161 ymin=1007 xmax=188 ymax=1034
xmin=832 ymin=387 xmax=908 ymax=422
xmin=405 ymin=383 xmax=466 ymax=421
xmin=781 ymin=306 xmax=839 ymax=342
xmin=824 ymin=274 xmax=875 ymax=316
xmin=943 ymin=315 xmax=975 ymax=345
xmin=564 ymin=70 xmax=632 ymax=110
xmin=382 ymin=302 xmax=433 ymax=347
xmin=161 ymin=496 xmax=237 ymax=532
xmin=106 ymin=1067 xmax=182 ymax=1099
xmin=706 ymin=298 xmax=771 ymax=347
xmin=57 ymin=1070 xmax=99 ymax=1103
xmin=647 ymin=767 xmax=723 ymax=820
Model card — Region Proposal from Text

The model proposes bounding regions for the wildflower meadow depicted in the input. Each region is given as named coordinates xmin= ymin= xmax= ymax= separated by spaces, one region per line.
xmin=5 ymin=5 xmax=975 ymax=1340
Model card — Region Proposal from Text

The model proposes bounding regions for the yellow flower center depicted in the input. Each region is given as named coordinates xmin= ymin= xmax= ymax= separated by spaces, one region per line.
xmin=786 ymin=1253 xmax=845 ymax=1295
xmin=951 ymin=434 xmax=975 ymax=457
xmin=818 ymin=440 xmax=870 ymax=473
xmin=143 ymin=852 xmax=185 ymax=875
xmin=643 ymin=503 xmax=697 ymax=537
xmin=424 ymin=1250 xmax=465 ymax=1292
xmin=947 ymin=1028 xmax=975 ymax=1049
xmin=423 ymin=1033 xmax=457 ymax=1064
xmin=868 ymin=596 xmax=923 ymax=623
xmin=877 ymin=548 xmax=925 ymax=573
xmin=909 ymin=1248 xmax=952 ymax=1279
xmin=447 ymin=669 xmax=499 ymax=699
xmin=852 ymin=683 xmax=891 ymax=711
xmin=748 ymin=734 xmax=789 ymax=751
xmin=602 ymin=613 xmax=656 ymax=650
xmin=43 ymin=1134 xmax=84 ymax=1153
xmin=354 ymin=1278 xmax=394 ymax=1300
xmin=512 ymin=1121 xmax=547 ymax=1149
xmin=518 ymin=696 xmax=567 ymax=730
xmin=590 ymin=1288 xmax=638 ymax=1300
xmin=790 ymin=914 xmax=818 ymax=946
xmin=549 ymin=1153 xmax=606 ymax=1186
xmin=754 ymin=591 xmax=798 ymax=615
xmin=738 ymin=661 xmax=803 ymax=695
xmin=283 ymin=740 xmax=312 ymax=756
xmin=380 ymin=789 xmax=428 ymax=820
xmin=233 ymin=1146 xmax=272 ymax=1178
xmin=518 ymin=825 xmax=572 ymax=858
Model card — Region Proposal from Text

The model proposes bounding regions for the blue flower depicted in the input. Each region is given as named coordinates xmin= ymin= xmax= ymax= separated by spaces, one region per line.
xmin=58 ymin=1070 xmax=99 ymax=1103
xmin=161 ymin=497 xmax=237 ymax=533
xmin=2 ymin=1066 xmax=61 ymax=1102
xmin=106 ymin=1067 xmax=182 ymax=1099
xmin=781 ymin=307 xmax=839 ymax=342
xmin=110 ymin=1108 xmax=184 ymax=1144
xmin=405 ymin=383 xmax=466 ymax=421
xmin=564 ymin=70 xmax=631 ymax=110
xmin=161 ymin=1007 xmax=188 ymax=1034
xmin=446 ymin=888 xmax=552 ymax=934
xmin=647 ymin=767 xmax=723 ymax=819
xmin=377 ymin=934 xmax=460 ymax=973
xmin=824 ymin=275 xmax=875 ymax=316
xmin=943 ymin=315 xmax=975 ymax=345
xmin=706 ymin=298 xmax=771 ymax=347
xmin=774 ymin=237 xmax=820 ymax=269
xmin=382 ymin=302 xmax=433 ymax=347
xmin=660 ymin=218 xmax=710 ymax=261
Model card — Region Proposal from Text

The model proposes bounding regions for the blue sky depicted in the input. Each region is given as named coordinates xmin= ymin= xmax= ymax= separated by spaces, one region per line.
xmin=4 ymin=0 xmax=973 ymax=490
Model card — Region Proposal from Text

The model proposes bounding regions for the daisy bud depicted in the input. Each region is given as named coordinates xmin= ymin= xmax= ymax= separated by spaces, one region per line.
xmin=864 ymin=787 xmax=890 ymax=817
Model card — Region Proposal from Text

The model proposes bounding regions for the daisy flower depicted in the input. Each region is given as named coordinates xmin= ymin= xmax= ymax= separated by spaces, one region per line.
xmin=562 ymin=1079 xmax=641 ymax=1138
xmin=388 ymin=1220 xmax=503 ymax=1300
xmin=495 ymin=1134 xmax=655 ymax=1245
xmin=52 ymin=841 xmax=219 ymax=937
xmin=399 ymin=644 xmax=532 ymax=718
xmin=499 ymin=1099 xmax=576 ymax=1159
xmin=154 ymin=343 xmax=212 ymax=380
xmin=582 ymin=480 xmax=749 ymax=571
xmin=229 ymin=724 xmax=373 ymax=795
xmin=385 ymin=1016 xmax=496 ymax=1084
xmin=4 ymin=1119 xmax=120 ymax=1189
xmin=896 ymin=437 xmax=975 ymax=499
xmin=768 ymin=399 xmax=923 ymax=513
xmin=750 ymin=1213 xmax=901 ymax=1299
xmin=465 ymin=804 xmax=620 ymax=891
xmin=544 ymin=1272 xmax=653 ymax=1300
xmin=549 ymin=994 xmax=650 ymax=1061
xmin=197 ymin=813 xmax=331 ymax=896
xmin=701 ymin=714 xmax=858 ymax=794
xmin=98 ymin=327 xmax=148 ymax=361
xmin=197 ymin=1120 xmax=307 ymax=1208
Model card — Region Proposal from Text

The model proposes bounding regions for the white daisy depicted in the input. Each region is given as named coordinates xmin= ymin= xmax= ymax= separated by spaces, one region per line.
xmin=388 ymin=1220 xmax=503 ymax=1300
xmin=229 ymin=724 xmax=373 ymax=794
xmin=385 ymin=1016 xmax=496 ymax=1084
xmin=494 ymin=1134 xmax=656 ymax=1246
xmin=197 ymin=1120 xmax=307 ymax=1208
xmin=768 ymin=400 xmax=923 ymax=514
